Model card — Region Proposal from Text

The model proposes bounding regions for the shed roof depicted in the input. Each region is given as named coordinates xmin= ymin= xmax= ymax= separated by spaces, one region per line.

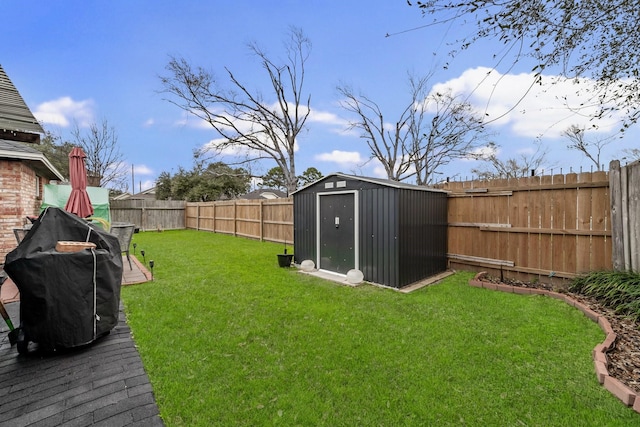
xmin=0 ymin=65 xmax=44 ymax=135
xmin=0 ymin=139 xmax=64 ymax=180
xmin=291 ymin=172 xmax=449 ymax=195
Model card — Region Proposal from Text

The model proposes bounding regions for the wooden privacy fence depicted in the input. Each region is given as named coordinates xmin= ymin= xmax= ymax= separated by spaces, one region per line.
xmin=110 ymin=199 xmax=186 ymax=231
xmin=435 ymin=171 xmax=612 ymax=283
xmin=610 ymin=159 xmax=640 ymax=272
xmin=185 ymin=198 xmax=293 ymax=244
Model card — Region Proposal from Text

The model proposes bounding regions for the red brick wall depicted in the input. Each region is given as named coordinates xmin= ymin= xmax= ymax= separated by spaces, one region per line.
xmin=0 ymin=160 xmax=46 ymax=262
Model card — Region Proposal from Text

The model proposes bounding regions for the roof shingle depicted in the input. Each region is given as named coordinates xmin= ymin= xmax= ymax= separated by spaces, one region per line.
xmin=0 ymin=64 xmax=44 ymax=135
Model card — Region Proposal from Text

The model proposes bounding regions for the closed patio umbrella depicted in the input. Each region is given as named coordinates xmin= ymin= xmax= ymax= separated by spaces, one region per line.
xmin=64 ymin=147 xmax=94 ymax=218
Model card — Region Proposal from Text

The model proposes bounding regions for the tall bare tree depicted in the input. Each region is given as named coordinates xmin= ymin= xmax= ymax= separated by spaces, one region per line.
xmin=471 ymin=141 xmax=551 ymax=180
xmin=160 ymin=27 xmax=311 ymax=195
xmin=70 ymin=119 xmax=127 ymax=189
xmin=338 ymin=74 xmax=489 ymax=184
xmin=563 ymin=125 xmax=616 ymax=171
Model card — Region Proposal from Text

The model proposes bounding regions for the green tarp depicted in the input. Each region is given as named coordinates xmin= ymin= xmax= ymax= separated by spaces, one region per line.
xmin=41 ymin=184 xmax=111 ymax=227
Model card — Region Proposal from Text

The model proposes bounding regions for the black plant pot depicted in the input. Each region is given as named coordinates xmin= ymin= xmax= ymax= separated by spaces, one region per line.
xmin=277 ymin=254 xmax=294 ymax=267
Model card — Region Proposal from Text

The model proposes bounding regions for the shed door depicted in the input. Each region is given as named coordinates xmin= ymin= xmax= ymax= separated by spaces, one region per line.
xmin=319 ymin=193 xmax=355 ymax=274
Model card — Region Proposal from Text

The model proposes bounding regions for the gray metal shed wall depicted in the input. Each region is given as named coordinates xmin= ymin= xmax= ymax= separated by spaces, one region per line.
xmin=397 ymin=189 xmax=448 ymax=286
xmin=293 ymin=192 xmax=316 ymax=264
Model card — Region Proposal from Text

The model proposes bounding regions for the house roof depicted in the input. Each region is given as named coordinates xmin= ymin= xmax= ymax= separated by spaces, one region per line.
xmin=0 ymin=65 xmax=44 ymax=135
xmin=0 ymin=139 xmax=64 ymax=180
xmin=291 ymin=172 xmax=449 ymax=195
xmin=239 ymin=189 xmax=288 ymax=199
xmin=116 ymin=187 xmax=156 ymax=200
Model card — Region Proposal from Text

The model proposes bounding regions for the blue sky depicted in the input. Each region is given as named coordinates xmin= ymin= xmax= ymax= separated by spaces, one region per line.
xmin=3 ymin=1 xmax=638 ymax=192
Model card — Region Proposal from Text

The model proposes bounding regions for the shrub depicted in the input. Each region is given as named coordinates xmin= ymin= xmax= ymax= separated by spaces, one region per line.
xmin=570 ymin=270 xmax=640 ymax=321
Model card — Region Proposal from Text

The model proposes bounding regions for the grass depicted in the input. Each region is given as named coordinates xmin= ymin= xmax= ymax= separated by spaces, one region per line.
xmin=122 ymin=230 xmax=639 ymax=426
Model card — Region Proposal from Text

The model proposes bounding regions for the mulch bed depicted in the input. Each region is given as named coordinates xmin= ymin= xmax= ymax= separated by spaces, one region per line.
xmin=480 ymin=275 xmax=640 ymax=394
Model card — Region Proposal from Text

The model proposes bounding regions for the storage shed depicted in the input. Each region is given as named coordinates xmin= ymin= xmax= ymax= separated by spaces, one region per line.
xmin=292 ymin=173 xmax=448 ymax=289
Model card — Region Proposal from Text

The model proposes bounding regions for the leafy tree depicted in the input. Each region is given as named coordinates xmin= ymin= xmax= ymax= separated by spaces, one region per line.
xmin=70 ymin=119 xmax=127 ymax=189
xmin=34 ymin=131 xmax=74 ymax=179
xmin=156 ymin=163 xmax=250 ymax=202
xmin=260 ymin=166 xmax=322 ymax=192
xmin=413 ymin=0 xmax=640 ymax=128
xmin=261 ymin=167 xmax=286 ymax=191
xmin=160 ymin=26 xmax=311 ymax=194
xmin=298 ymin=167 xmax=323 ymax=187
xmin=168 ymin=167 xmax=195 ymax=201
xmin=155 ymin=171 xmax=173 ymax=200
xmin=107 ymin=188 xmax=126 ymax=199
xmin=338 ymin=74 xmax=490 ymax=185
xmin=202 ymin=162 xmax=251 ymax=199
xmin=563 ymin=125 xmax=616 ymax=171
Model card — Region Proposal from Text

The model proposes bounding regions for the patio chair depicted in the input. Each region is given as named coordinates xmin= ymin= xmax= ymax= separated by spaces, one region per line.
xmin=109 ymin=222 xmax=136 ymax=270
xmin=13 ymin=228 xmax=29 ymax=244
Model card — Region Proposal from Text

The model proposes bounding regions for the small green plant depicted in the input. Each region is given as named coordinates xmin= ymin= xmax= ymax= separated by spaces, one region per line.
xmin=570 ymin=270 xmax=640 ymax=321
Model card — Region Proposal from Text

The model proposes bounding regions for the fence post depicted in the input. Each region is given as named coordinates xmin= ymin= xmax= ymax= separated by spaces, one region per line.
xmin=610 ymin=160 xmax=624 ymax=271
xmin=628 ymin=161 xmax=640 ymax=271
xmin=197 ymin=204 xmax=200 ymax=231
xmin=260 ymin=200 xmax=264 ymax=241
xmin=142 ymin=199 xmax=147 ymax=231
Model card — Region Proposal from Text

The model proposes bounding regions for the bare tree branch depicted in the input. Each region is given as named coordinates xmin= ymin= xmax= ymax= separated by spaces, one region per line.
xmin=563 ymin=124 xmax=616 ymax=171
xmin=159 ymin=27 xmax=311 ymax=194
xmin=471 ymin=141 xmax=552 ymax=179
xmin=71 ymin=119 xmax=127 ymax=190
xmin=338 ymin=73 xmax=490 ymax=184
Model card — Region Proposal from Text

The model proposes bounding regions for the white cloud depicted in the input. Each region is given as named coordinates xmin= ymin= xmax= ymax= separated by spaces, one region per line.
xmin=430 ymin=67 xmax=623 ymax=138
xmin=33 ymin=96 xmax=95 ymax=127
xmin=134 ymin=164 xmax=154 ymax=175
xmin=315 ymin=150 xmax=363 ymax=166
xmin=371 ymin=165 xmax=389 ymax=179
xmin=202 ymin=137 xmax=259 ymax=157
xmin=308 ymin=108 xmax=347 ymax=126
xmin=143 ymin=118 xmax=155 ymax=127
xmin=461 ymin=144 xmax=498 ymax=162
xmin=174 ymin=111 xmax=211 ymax=130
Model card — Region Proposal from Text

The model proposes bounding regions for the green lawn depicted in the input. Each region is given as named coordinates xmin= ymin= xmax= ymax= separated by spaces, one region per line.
xmin=122 ymin=230 xmax=639 ymax=426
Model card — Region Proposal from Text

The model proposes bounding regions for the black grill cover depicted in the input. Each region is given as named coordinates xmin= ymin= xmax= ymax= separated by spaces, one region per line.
xmin=4 ymin=207 xmax=122 ymax=349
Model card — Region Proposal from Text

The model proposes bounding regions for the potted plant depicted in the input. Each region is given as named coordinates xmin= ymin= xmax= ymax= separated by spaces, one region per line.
xmin=277 ymin=241 xmax=293 ymax=267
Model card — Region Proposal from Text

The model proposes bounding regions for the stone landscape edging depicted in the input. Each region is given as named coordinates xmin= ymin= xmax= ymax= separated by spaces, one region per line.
xmin=469 ymin=271 xmax=640 ymax=413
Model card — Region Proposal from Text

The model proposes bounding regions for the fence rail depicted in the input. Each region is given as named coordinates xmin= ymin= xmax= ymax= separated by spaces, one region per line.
xmin=185 ymin=198 xmax=293 ymax=244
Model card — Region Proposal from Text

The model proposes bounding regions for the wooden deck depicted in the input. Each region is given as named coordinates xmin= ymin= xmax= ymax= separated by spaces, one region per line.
xmin=0 ymin=257 xmax=163 ymax=426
